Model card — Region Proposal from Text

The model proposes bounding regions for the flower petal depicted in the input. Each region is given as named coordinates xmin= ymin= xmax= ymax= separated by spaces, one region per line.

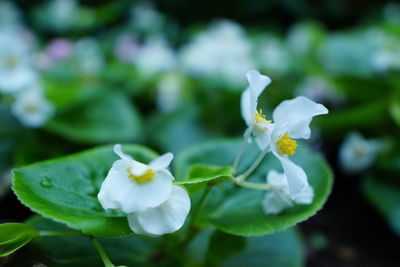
xmin=294 ymin=185 xmax=314 ymax=204
xmin=98 ymin=167 xmax=173 ymax=213
xmin=240 ymin=89 xmax=252 ymax=126
xmin=262 ymin=190 xmax=292 ymax=215
xmin=113 ymin=144 xmax=133 ymax=161
xmin=272 ymin=96 xmax=328 ymax=139
xmin=135 ymin=186 xmax=191 ymax=236
xmin=149 ymin=152 xmax=174 ymax=170
xmin=272 ymin=150 xmax=309 ymax=200
xmin=243 ymin=70 xmax=272 ymax=125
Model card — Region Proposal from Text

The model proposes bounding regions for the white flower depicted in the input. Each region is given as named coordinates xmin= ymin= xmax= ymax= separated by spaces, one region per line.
xmin=339 ymin=132 xmax=380 ymax=173
xmin=98 ymin=144 xmax=175 ymax=213
xmin=98 ymin=145 xmax=191 ymax=236
xmin=156 ymin=72 xmax=185 ymax=112
xmin=0 ymin=29 xmax=37 ymax=93
xmin=179 ymin=20 xmax=254 ymax=88
xmin=73 ymin=38 xmax=105 ymax=76
xmin=11 ymin=85 xmax=54 ymax=128
xmin=133 ymin=37 xmax=176 ymax=79
xmin=128 ymin=185 xmax=190 ymax=236
xmin=240 ymin=70 xmax=273 ymax=149
xmin=256 ymin=36 xmax=290 ymax=77
xmin=241 ymin=70 xmax=328 ymax=199
xmin=262 ymin=170 xmax=313 ymax=215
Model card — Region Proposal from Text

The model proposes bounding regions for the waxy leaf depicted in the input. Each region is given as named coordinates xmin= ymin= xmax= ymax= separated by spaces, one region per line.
xmin=175 ymin=139 xmax=333 ymax=236
xmin=175 ymin=165 xmax=232 ymax=194
xmin=12 ymin=145 xmax=158 ymax=237
xmin=0 ymin=223 xmax=39 ymax=257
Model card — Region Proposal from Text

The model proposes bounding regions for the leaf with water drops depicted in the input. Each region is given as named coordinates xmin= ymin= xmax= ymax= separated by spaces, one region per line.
xmin=12 ymin=145 xmax=158 ymax=237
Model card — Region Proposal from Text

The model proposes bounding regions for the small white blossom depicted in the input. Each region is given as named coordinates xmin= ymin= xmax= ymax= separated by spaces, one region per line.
xmin=133 ymin=37 xmax=176 ymax=79
xmin=262 ymin=170 xmax=313 ymax=215
xmin=339 ymin=132 xmax=380 ymax=173
xmin=11 ymin=85 xmax=54 ymax=128
xmin=73 ymin=38 xmax=105 ymax=76
xmin=256 ymin=36 xmax=290 ymax=77
xmin=179 ymin=20 xmax=254 ymax=88
xmin=156 ymin=72 xmax=185 ymax=112
xmin=0 ymin=29 xmax=37 ymax=93
xmin=98 ymin=145 xmax=191 ymax=236
xmin=241 ymin=70 xmax=328 ymax=199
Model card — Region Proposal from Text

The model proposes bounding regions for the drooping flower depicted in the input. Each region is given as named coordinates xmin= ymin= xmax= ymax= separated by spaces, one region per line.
xmin=128 ymin=185 xmax=191 ymax=236
xmin=339 ymin=132 xmax=380 ymax=173
xmin=240 ymin=70 xmax=328 ymax=199
xmin=98 ymin=145 xmax=191 ymax=236
xmin=268 ymin=96 xmax=328 ymax=199
xmin=11 ymin=85 xmax=54 ymax=128
xmin=98 ymin=145 xmax=175 ymax=213
xmin=240 ymin=69 xmax=272 ymax=149
xmin=262 ymin=170 xmax=314 ymax=215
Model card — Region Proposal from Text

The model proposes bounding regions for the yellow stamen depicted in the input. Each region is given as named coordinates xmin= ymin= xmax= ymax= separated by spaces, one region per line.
xmin=24 ymin=103 xmax=38 ymax=113
xmin=126 ymin=167 xmax=155 ymax=184
xmin=277 ymin=133 xmax=297 ymax=156
xmin=254 ymin=109 xmax=272 ymax=123
xmin=5 ymin=57 xmax=17 ymax=69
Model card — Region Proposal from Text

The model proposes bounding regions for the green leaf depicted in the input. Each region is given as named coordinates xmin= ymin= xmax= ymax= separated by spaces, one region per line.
xmin=12 ymin=144 xmax=158 ymax=237
xmin=220 ymin=228 xmax=305 ymax=267
xmin=46 ymin=91 xmax=143 ymax=144
xmin=175 ymin=165 xmax=232 ymax=194
xmin=206 ymin=230 xmax=246 ymax=264
xmin=175 ymin=139 xmax=333 ymax=236
xmin=362 ymin=176 xmax=400 ymax=235
xmin=20 ymin=215 xmax=156 ymax=267
xmin=0 ymin=223 xmax=39 ymax=257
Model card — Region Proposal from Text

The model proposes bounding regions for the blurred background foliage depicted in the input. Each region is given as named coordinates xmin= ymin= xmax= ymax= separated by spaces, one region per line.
xmin=0 ymin=0 xmax=400 ymax=266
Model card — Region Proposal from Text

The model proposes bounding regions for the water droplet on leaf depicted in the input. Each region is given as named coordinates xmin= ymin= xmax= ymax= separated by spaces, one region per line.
xmin=40 ymin=177 xmax=53 ymax=188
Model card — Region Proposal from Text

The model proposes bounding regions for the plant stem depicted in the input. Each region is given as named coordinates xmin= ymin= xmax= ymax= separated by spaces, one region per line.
xmin=39 ymin=231 xmax=86 ymax=237
xmin=235 ymin=146 xmax=269 ymax=182
xmin=91 ymin=237 xmax=115 ymax=267
xmin=232 ymin=178 xmax=272 ymax=190
xmin=232 ymin=128 xmax=251 ymax=175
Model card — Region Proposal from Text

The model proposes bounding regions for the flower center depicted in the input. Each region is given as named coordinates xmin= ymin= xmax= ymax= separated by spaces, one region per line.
xmin=277 ymin=133 xmax=297 ymax=156
xmin=24 ymin=102 xmax=39 ymax=113
xmin=126 ymin=167 xmax=155 ymax=184
xmin=5 ymin=57 xmax=17 ymax=69
xmin=254 ymin=109 xmax=272 ymax=123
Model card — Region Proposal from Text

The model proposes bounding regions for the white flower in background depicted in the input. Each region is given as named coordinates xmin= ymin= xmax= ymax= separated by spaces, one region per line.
xmin=98 ymin=145 xmax=190 ymax=236
xmin=133 ymin=37 xmax=176 ymax=79
xmin=295 ymin=76 xmax=344 ymax=105
xmin=339 ymin=132 xmax=380 ymax=173
xmin=262 ymin=170 xmax=313 ymax=215
xmin=240 ymin=70 xmax=273 ymax=149
xmin=286 ymin=23 xmax=322 ymax=56
xmin=156 ymin=72 xmax=185 ymax=112
xmin=180 ymin=20 xmax=254 ymax=88
xmin=130 ymin=3 xmax=165 ymax=34
xmin=0 ymin=29 xmax=37 ymax=93
xmin=256 ymin=36 xmax=290 ymax=77
xmin=46 ymin=39 xmax=72 ymax=61
xmin=73 ymin=38 xmax=105 ymax=76
xmin=35 ymin=0 xmax=78 ymax=32
xmin=241 ymin=70 xmax=328 ymax=199
xmin=114 ymin=34 xmax=139 ymax=63
xmin=11 ymin=85 xmax=54 ymax=128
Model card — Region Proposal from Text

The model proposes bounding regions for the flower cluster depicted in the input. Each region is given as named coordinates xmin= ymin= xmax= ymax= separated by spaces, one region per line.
xmin=238 ymin=70 xmax=328 ymax=214
xmin=98 ymin=145 xmax=190 ymax=236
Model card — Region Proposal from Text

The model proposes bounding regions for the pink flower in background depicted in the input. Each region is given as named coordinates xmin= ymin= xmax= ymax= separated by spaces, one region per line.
xmin=46 ymin=38 xmax=72 ymax=60
xmin=115 ymin=34 xmax=140 ymax=63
